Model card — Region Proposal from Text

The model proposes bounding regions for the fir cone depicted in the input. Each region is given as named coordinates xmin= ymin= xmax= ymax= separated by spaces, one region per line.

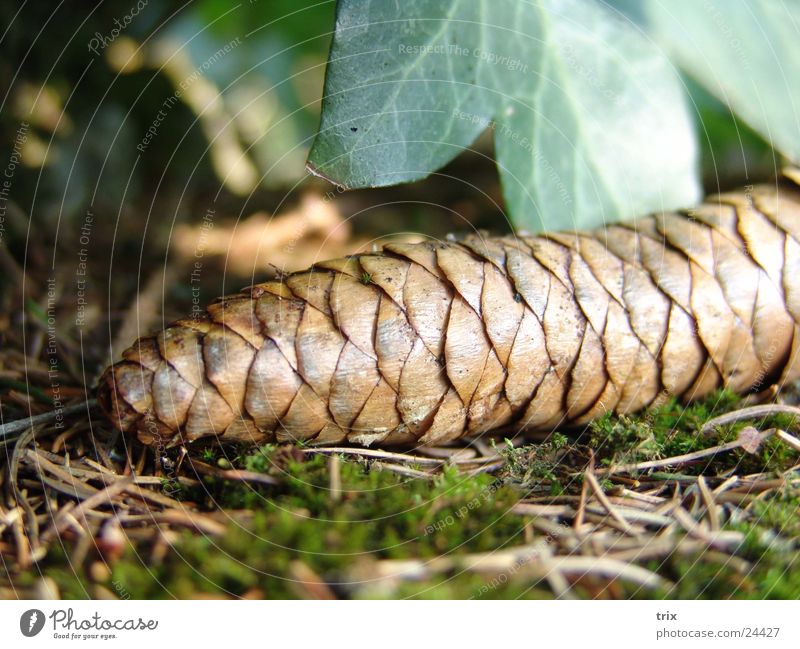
xmin=98 ymin=172 xmax=800 ymax=448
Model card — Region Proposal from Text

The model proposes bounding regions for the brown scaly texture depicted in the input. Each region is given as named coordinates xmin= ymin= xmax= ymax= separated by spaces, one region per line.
xmin=98 ymin=172 xmax=800 ymax=448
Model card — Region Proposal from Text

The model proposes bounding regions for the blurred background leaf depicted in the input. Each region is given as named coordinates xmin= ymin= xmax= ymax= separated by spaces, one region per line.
xmin=149 ymin=0 xmax=335 ymax=192
xmin=641 ymin=0 xmax=799 ymax=167
xmin=308 ymin=0 xmax=701 ymax=232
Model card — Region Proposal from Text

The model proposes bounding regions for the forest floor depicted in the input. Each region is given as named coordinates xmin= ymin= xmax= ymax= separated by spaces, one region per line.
xmin=2 ymin=381 xmax=799 ymax=599
xmin=1 ymin=183 xmax=799 ymax=600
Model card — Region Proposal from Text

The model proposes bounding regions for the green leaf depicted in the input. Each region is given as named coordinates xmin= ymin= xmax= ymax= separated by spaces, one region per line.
xmin=642 ymin=0 xmax=800 ymax=165
xmin=308 ymin=0 xmax=700 ymax=231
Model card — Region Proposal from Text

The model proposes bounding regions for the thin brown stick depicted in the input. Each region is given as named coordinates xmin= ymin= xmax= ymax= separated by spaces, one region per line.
xmin=0 ymin=400 xmax=97 ymax=439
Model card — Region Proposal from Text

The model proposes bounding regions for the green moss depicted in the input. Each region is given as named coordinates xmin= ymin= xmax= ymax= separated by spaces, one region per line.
xmin=744 ymin=489 xmax=800 ymax=539
xmin=6 ymin=390 xmax=798 ymax=600
xmin=101 ymin=455 xmax=527 ymax=598
xmin=497 ymin=433 xmax=571 ymax=494
xmin=646 ymin=545 xmax=800 ymax=599
xmin=583 ymin=389 xmax=799 ymax=476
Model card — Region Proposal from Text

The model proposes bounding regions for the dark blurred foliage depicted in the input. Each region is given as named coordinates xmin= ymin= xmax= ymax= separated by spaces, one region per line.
xmin=0 ymin=1 xmax=335 ymax=227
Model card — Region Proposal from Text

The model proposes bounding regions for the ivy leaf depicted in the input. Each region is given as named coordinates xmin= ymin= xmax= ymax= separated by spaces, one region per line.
xmin=643 ymin=0 xmax=800 ymax=165
xmin=307 ymin=0 xmax=700 ymax=231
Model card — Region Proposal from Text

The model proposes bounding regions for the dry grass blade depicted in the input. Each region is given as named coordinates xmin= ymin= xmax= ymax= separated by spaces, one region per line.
xmin=536 ymin=542 xmax=576 ymax=600
xmin=464 ymin=460 xmax=507 ymax=476
xmin=356 ymin=543 xmax=672 ymax=593
xmin=696 ymin=475 xmax=720 ymax=532
xmin=512 ymin=503 xmax=575 ymax=517
xmin=598 ymin=428 xmax=776 ymax=476
xmin=584 ymin=504 xmax=674 ymax=528
xmin=573 ymin=473 xmax=590 ymax=534
xmin=584 ymin=471 xmax=636 ymax=535
xmin=670 ymin=506 xmax=745 ymax=550
xmin=329 ymin=455 xmax=342 ymax=503
xmin=547 ymin=556 xmax=671 ymax=590
xmin=700 ymin=404 xmax=800 ymax=435
xmin=372 ymin=461 xmax=432 ymax=479
xmin=121 ymin=483 xmax=190 ymax=509
xmin=415 ymin=446 xmax=478 ymax=461
xmin=304 ymin=446 xmax=453 ymax=466
xmin=41 ymin=477 xmax=133 ymax=542
xmin=302 ymin=446 xmax=500 ymax=467
xmin=187 ymin=459 xmax=280 ymax=486
xmin=776 ymin=429 xmax=800 ymax=452
xmin=25 ymin=449 xmax=101 ymax=495
xmin=141 ymin=510 xmax=226 ymax=536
